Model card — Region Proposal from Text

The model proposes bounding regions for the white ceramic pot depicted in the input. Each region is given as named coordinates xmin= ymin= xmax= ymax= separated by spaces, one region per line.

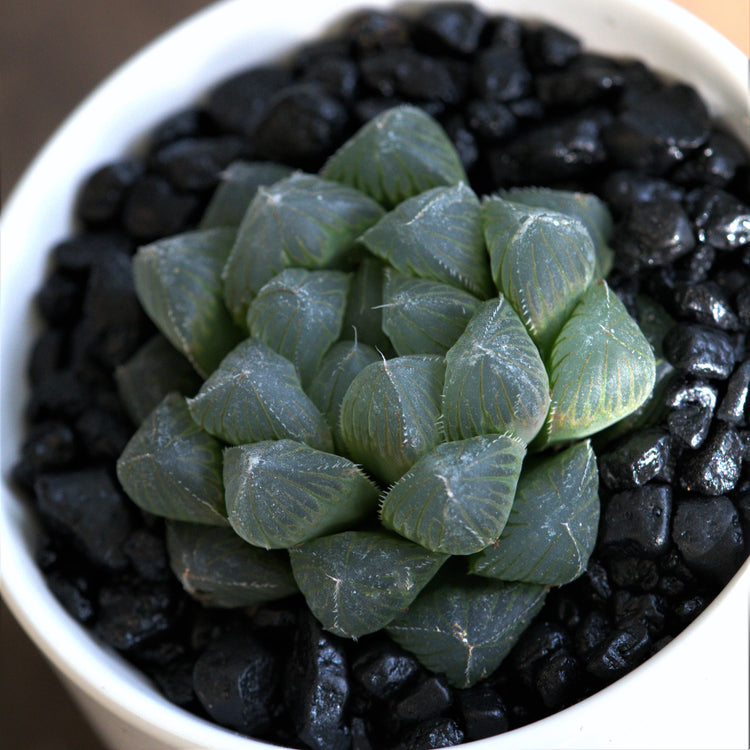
xmin=2 ymin=1 xmax=749 ymax=748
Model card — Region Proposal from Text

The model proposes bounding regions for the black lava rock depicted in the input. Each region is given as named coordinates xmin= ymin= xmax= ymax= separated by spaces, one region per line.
xmin=672 ymin=129 xmax=749 ymax=188
xmin=585 ymin=623 xmax=651 ymax=682
xmin=285 ymin=611 xmax=351 ymax=750
xmin=534 ymin=53 xmax=626 ymax=109
xmin=672 ymin=496 xmax=745 ymax=584
xmin=524 ymin=23 xmax=582 ymax=70
xmin=352 ymin=640 xmax=421 ymax=701
xmin=76 ymin=160 xmax=144 ymax=225
xmin=534 ymin=648 xmax=581 ymax=708
xmin=472 ymin=46 xmax=532 ymax=102
xmin=512 ymin=621 xmax=570 ymax=689
xmin=302 ymin=56 xmax=360 ymax=101
xmin=663 ymin=324 xmax=737 ymax=379
xmin=394 ymin=717 xmax=464 ymax=750
xmin=193 ymin=630 xmax=279 ymax=735
xmin=456 ymin=684 xmax=509 ymax=740
xmin=603 ymin=82 xmax=710 ymax=174
xmin=612 ymin=590 xmax=666 ymax=637
xmin=717 ymin=359 xmax=750 ymax=424
xmin=416 ymin=2 xmax=488 ymax=55
xmin=598 ymin=428 xmax=672 ymax=489
xmin=46 ymin=569 xmax=96 ymax=624
xmin=678 ymin=424 xmax=743 ymax=496
xmin=394 ymin=675 xmax=452 ymax=722
xmin=607 ymin=556 xmax=660 ymax=592
xmin=12 ymin=421 xmax=78 ymax=491
xmin=600 ymin=484 xmax=672 ymax=559
xmin=465 ymin=99 xmax=517 ymax=141
xmin=611 ymin=198 xmax=695 ymax=271
xmin=671 ymin=281 xmax=741 ymax=331
xmin=34 ymin=468 xmax=134 ymax=571
xmin=573 ymin=610 xmax=610 ymax=660
xmin=253 ymin=84 xmax=349 ymax=170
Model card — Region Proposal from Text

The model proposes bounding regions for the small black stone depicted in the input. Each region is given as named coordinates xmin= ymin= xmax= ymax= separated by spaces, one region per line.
xmin=678 ymin=424 xmax=742 ymax=496
xmin=688 ymin=186 xmax=750 ymax=251
xmin=485 ymin=14 xmax=523 ymax=48
xmin=600 ymin=484 xmax=672 ymax=559
xmin=394 ymin=717 xmax=464 ymax=750
xmin=394 ymin=675 xmax=452 ymax=722
xmin=34 ymin=468 xmax=134 ymax=571
xmin=350 ymin=716 xmax=374 ymax=750
xmin=664 ymin=379 xmax=717 ymax=448
xmin=611 ymin=198 xmax=695 ymax=271
xmin=573 ymin=610 xmax=610 ymax=660
xmin=26 ymin=369 xmax=92 ymax=423
xmin=27 ymin=328 xmax=66 ymax=386
xmin=442 ymin=114 xmax=479 ymax=172
xmin=603 ymin=82 xmax=710 ymax=174
xmin=150 ymin=655 xmax=198 ymax=708
xmin=672 ymin=129 xmax=749 ymax=188
xmin=600 ymin=170 xmax=684 ymax=216
xmin=472 ymin=46 xmax=532 ymax=102
xmin=671 ymin=281 xmax=741 ymax=331
xmin=46 ymin=569 xmax=96 ymax=624
xmin=573 ymin=559 xmax=612 ymax=605
xmin=674 ymin=243 xmax=716 ymax=284
xmin=585 ymin=623 xmax=651 ymax=682
xmin=534 ymin=648 xmax=581 ymax=708
xmin=95 ymin=577 xmax=181 ymax=652
xmin=253 ymin=84 xmax=349 ymax=170
xmin=193 ymin=630 xmax=279 ymax=735
xmin=511 ymin=621 xmax=570 ymax=689
xmin=416 ymin=2 xmax=487 ymax=55
xmin=150 ymin=136 xmax=247 ymax=193
xmin=736 ymin=288 xmax=750 ymax=328
xmin=717 ymin=360 xmax=750 ymax=424
xmin=465 ymin=99 xmax=517 ymax=141
xmin=347 ymin=10 xmax=412 ymax=54
xmin=76 ymin=160 xmax=144 ymax=225
xmin=12 ymin=421 xmax=78 ymax=491
xmin=285 ymin=611 xmax=350 ymax=750
xmin=524 ymin=23 xmax=582 ymax=69
xmin=52 ymin=231 xmax=134 ymax=275
xmin=534 ymin=53 xmax=625 ymax=109
xmin=612 ymin=591 xmax=666 ymax=636
xmin=74 ymin=405 xmax=133 ymax=461
xmin=351 ymin=640 xmax=421 ymax=701
xmin=206 ymin=65 xmax=294 ymax=137
xmin=663 ymin=324 xmax=737 ymax=379
xmin=121 ymin=174 xmax=199 ymax=241
xmin=124 ymin=528 xmax=171 ymax=582
xmin=598 ymin=428 xmax=672 ymax=489
xmin=672 ymin=496 xmax=745 ymax=584
xmin=672 ymin=594 xmax=709 ymax=627
xmin=36 ymin=269 xmax=84 ymax=326
xmin=607 ymin=557 xmax=660 ymax=592
xmin=150 ymin=108 xmax=216 ymax=148
xmin=489 ymin=111 xmax=609 ymax=185
xmin=455 ymin=685 xmax=509 ymax=741
xmin=302 ymin=56 xmax=360 ymax=101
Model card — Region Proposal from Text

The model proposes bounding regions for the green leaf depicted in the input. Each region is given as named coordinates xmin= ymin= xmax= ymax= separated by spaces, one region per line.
xmin=116 ymin=393 xmax=227 ymax=525
xmin=223 ymin=440 xmax=379 ymax=549
xmin=386 ymin=572 xmax=547 ymax=688
xmin=483 ymin=196 xmax=596 ymax=358
xmin=166 ymin=521 xmax=297 ymax=607
xmin=321 ymin=105 xmax=467 ymax=208
xmin=200 ymin=161 xmax=294 ymax=229
xmin=222 ymin=172 xmax=384 ymax=324
xmin=246 ymin=268 xmax=351 ymax=387
xmin=115 ymin=334 xmax=202 ymax=425
xmin=187 ymin=337 xmax=333 ymax=451
xmin=340 ymin=256 xmax=394 ymax=355
xmin=501 ymin=186 xmax=614 ymax=279
xmin=381 ymin=270 xmax=481 ymax=356
xmin=380 ymin=434 xmax=526 ymax=555
xmin=543 ymin=280 xmax=656 ymax=445
xmin=340 ymin=355 xmax=446 ymax=485
xmin=306 ymin=340 xmax=382 ymax=452
xmin=442 ymin=298 xmax=550 ymax=444
xmin=360 ymin=183 xmax=493 ymax=298
xmin=289 ymin=530 xmax=448 ymax=638
xmin=469 ymin=440 xmax=599 ymax=585
xmin=133 ymin=228 xmax=244 ymax=377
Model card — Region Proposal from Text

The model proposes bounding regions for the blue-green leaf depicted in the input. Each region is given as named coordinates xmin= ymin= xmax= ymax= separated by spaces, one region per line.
xmin=223 ymin=440 xmax=378 ymax=549
xmin=543 ymin=281 xmax=656 ymax=445
xmin=306 ymin=339 xmax=382 ymax=452
xmin=360 ymin=183 xmax=492 ymax=298
xmin=442 ymin=298 xmax=550 ymax=444
xmin=133 ymin=228 xmax=244 ymax=377
xmin=222 ymin=172 xmax=384 ymax=324
xmin=380 ymin=434 xmax=526 ymax=555
xmin=386 ymin=572 xmax=547 ymax=688
xmin=199 ymin=161 xmax=294 ymax=229
xmin=116 ymin=393 xmax=227 ymax=525
xmin=469 ymin=440 xmax=599 ymax=585
xmin=340 ymin=355 xmax=446 ymax=485
xmin=501 ymin=186 xmax=614 ymax=279
xmin=382 ymin=270 xmax=482 ymax=356
xmin=115 ymin=334 xmax=202 ymax=425
xmin=166 ymin=521 xmax=297 ymax=607
xmin=187 ymin=338 xmax=333 ymax=450
xmin=321 ymin=105 xmax=467 ymax=208
xmin=483 ymin=196 xmax=596 ymax=358
xmin=289 ymin=530 xmax=448 ymax=638
xmin=246 ymin=268 xmax=350 ymax=387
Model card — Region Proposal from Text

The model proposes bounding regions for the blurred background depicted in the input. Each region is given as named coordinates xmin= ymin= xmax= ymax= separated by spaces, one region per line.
xmin=1 ymin=1 xmax=748 ymax=748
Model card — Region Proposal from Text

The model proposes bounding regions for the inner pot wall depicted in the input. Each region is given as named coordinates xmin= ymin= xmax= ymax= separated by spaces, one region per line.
xmin=1 ymin=1 xmax=749 ymax=749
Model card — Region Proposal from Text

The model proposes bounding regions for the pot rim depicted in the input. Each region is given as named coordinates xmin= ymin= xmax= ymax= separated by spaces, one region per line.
xmin=1 ymin=1 xmax=749 ymax=748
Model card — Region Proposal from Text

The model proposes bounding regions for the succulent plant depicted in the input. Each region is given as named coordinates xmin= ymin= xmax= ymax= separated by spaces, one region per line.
xmin=116 ymin=105 xmax=656 ymax=688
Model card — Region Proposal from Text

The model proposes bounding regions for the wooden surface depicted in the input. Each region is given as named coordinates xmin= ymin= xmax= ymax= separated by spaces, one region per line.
xmin=1 ymin=1 xmax=748 ymax=748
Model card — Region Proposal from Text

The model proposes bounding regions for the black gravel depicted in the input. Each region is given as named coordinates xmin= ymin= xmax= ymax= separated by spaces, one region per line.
xmin=12 ymin=3 xmax=750 ymax=749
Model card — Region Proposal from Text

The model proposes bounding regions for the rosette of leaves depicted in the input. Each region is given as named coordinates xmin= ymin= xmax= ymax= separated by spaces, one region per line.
xmin=117 ymin=105 xmax=656 ymax=688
